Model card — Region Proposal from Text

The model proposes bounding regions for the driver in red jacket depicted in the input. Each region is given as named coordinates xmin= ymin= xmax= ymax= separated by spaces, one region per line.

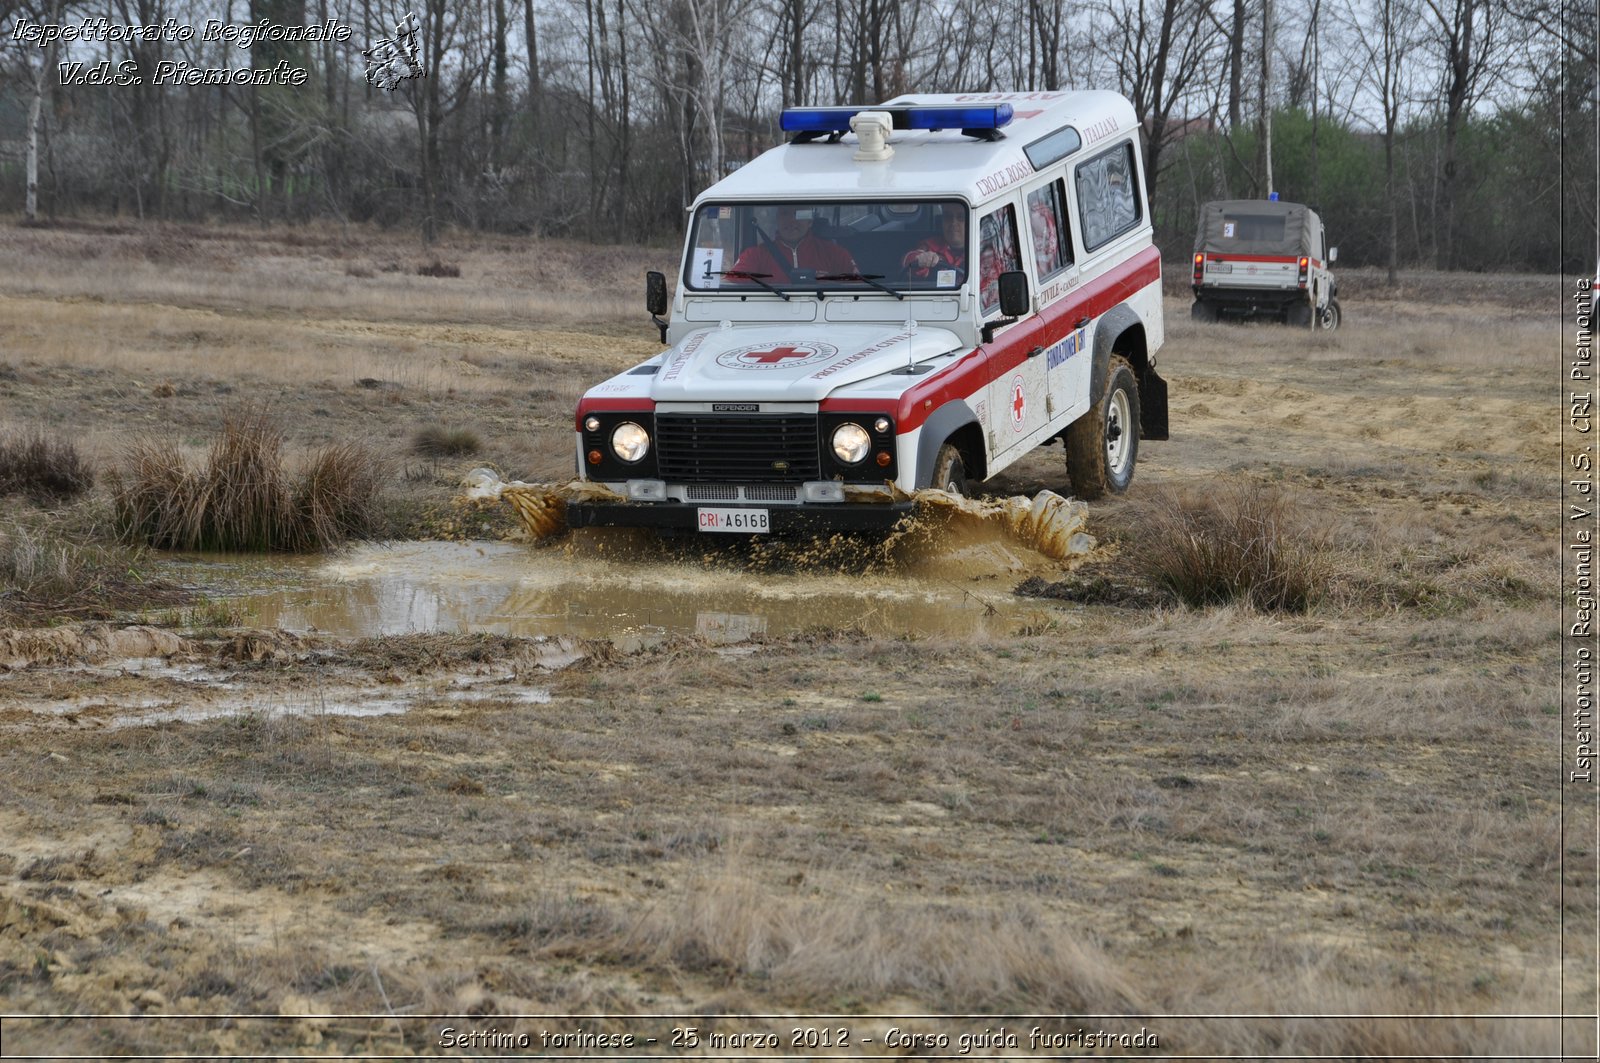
xmin=728 ymin=206 xmax=858 ymax=283
xmin=902 ymin=207 xmax=969 ymax=282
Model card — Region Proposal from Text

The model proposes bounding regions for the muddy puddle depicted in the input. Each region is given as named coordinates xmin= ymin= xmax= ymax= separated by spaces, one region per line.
xmin=0 ymin=652 xmax=554 ymax=732
xmin=155 ymin=514 xmax=1090 ymax=648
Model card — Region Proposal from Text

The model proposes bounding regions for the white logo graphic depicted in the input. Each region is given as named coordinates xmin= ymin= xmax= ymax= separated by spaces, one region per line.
xmin=715 ymin=342 xmax=839 ymax=372
xmin=363 ymin=13 xmax=422 ymax=91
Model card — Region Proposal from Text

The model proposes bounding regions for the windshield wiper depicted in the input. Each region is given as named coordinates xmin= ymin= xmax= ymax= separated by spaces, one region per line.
xmin=709 ymin=270 xmax=792 ymax=301
xmin=817 ymin=272 xmax=904 ymax=300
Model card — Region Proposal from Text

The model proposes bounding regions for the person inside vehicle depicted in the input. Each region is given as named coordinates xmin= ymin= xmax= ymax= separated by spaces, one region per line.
xmin=727 ymin=206 xmax=858 ymax=283
xmin=902 ymin=207 xmax=968 ymax=283
xmin=979 ymin=243 xmax=1002 ymax=312
xmin=1029 ymin=198 xmax=1061 ymax=276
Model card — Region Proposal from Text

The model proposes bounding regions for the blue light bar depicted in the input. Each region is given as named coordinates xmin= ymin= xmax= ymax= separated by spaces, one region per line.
xmin=780 ymin=107 xmax=866 ymax=133
xmin=780 ymin=104 xmax=1015 ymax=136
xmin=903 ymin=105 xmax=1013 ymax=130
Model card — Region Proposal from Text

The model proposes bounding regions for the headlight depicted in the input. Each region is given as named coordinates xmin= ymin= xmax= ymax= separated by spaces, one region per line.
xmin=610 ymin=422 xmax=650 ymax=463
xmin=831 ymin=423 xmax=871 ymax=464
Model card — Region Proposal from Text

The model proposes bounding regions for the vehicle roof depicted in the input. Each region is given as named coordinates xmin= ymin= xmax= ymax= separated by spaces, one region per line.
xmin=696 ymin=91 xmax=1140 ymax=205
xmin=1195 ymin=198 xmax=1322 ymax=256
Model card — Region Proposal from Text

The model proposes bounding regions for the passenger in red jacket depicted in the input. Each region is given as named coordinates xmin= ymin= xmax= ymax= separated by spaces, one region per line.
xmin=902 ymin=208 xmax=968 ymax=283
xmin=728 ymin=207 xmax=858 ymax=283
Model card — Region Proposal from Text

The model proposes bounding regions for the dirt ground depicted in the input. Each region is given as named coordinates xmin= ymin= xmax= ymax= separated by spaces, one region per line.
xmin=0 ymin=221 xmax=1590 ymax=1058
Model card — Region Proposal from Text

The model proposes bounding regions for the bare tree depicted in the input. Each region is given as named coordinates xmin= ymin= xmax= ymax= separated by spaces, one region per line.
xmin=1341 ymin=0 xmax=1420 ymax=281
xmin=14 ymin=0 xmax=67 ymax=221
xmin=1092 ymin=0 xmax=1223 ymax=190
xmin=1418 ymin=0 xmax=1501 ymax=267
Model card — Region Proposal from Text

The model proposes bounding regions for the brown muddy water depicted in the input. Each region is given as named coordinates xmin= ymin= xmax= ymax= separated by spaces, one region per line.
xmin=7 ymin=519 xmax=1090 ymax=731
xmin=154 ymin=524 xmax=1088 ymax=647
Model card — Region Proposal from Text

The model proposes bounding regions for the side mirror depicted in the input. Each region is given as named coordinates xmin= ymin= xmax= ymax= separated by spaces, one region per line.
xmin=998 ymin=271 xmax=1031 ymax=317
xmin=646 ymin=271 xmax=669 ymax=315
xmin=982 ymin=271 xmax=1032 ymax=345
xmin=1328 ymin=247 xmax=1338 ymax=264
xmin=646 ymin=270 xmax=669 ymax=343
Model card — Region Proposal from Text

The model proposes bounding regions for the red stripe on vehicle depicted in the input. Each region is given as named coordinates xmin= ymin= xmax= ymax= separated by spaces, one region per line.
xmin=858 ymin=245 xmax=1161 ymax=434
xmin=1206 ymin=253 xmax=1311 ymax=265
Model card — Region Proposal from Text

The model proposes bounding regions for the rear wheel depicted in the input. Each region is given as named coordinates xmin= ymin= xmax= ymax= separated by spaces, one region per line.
xmin=1066 ymin=356 xmax=1139 ymax=499
xmin=1318 ymin=298 xmax=1342 ymax=331
xmin=931 ymin=442 xmax=968 ymax=495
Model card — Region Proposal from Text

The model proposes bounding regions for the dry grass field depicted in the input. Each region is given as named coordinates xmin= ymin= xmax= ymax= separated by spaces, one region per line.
xmin=0 ymin=220 xmax=1589 ymax=1058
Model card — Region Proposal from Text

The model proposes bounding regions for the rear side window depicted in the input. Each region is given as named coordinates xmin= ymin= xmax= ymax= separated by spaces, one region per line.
xmin=1220 ymin=212 xmax=1286 ymax=242
xmin=978 ymin=204 xmax=1023 ymax=315
xmin=1076 ymin=141 xmax=1142 ymax=251
xmin=1026 ymin=181 xmax=1073 ymax=279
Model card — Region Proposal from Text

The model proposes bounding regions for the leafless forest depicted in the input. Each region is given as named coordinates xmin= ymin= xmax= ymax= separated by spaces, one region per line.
xmin=1 ymin=0 xmax=1593 ymax=272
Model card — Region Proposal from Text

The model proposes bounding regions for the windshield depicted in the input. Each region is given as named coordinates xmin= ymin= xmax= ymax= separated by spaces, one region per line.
xmin=684 ymin=200 xmax=971 ymax=294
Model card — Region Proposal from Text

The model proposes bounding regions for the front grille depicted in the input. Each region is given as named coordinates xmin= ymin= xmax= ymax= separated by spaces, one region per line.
xmin=656 ymin=414 xmax=819 ymax=484
xmin=685 ymin=484 xmax=738 ymax=501
xmin=684 ymin=484 xmax=800 ymax=502
xmin=744 ymin=485 xmax=800 ymax=501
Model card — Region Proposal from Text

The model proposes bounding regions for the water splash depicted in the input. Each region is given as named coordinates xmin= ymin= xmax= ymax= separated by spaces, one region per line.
xmin=462 ymin=468 xmax=1094 ymax=561
xmin=461 ymin=468 xmax=623 ymax=542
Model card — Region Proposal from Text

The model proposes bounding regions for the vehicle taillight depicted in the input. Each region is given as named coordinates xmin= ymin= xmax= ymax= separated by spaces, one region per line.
xmin=1193 ymin=253 xmax=1205 ymax=285
xmin=1297 ymin=256 xmax=1309 ymax=288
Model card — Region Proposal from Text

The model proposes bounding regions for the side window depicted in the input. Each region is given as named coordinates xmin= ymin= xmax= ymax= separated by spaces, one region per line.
xmin=1075 ymin=141 xmax=1142 ymax=251
xmin=1025 ymin=181 xmax=1073 ymax=279
xmin=978 ymin=204 xmax=1023 ymax=315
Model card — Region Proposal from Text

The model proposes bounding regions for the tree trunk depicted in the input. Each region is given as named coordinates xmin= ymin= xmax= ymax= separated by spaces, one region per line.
xmin=616 ymin=0 xmax=631 ymax=241
xmin=1385 ymin=131 xmax=1398 ymax=285
xmin=1256 ymin=0 xmax=1273 ymax=196
xmin=1228 ymin=0 xmax=1244 ymax=129
xmin=25 ymin=57 xmax=48 ymax=222
xmin=492 ymin=0 xmax=508 ymax=169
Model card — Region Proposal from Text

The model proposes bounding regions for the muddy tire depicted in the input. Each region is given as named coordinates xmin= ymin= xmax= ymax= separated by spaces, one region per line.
xmin=1066 ymin=356 xmax=1139 ymax=500
xmin=1190 ymin=300 xmax=1218 ymax=323
xmin=1318 ymin=298 xmax=1342 ymax=331
xmin=931 ymin=442 xmax=968 ymax=494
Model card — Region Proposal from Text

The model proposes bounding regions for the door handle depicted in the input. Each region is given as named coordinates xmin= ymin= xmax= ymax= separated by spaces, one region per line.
xmin=1028 ymin=346 xmax=1045 ymax=358
xmin=1074 ymin=316 xmax=1091 ymax=330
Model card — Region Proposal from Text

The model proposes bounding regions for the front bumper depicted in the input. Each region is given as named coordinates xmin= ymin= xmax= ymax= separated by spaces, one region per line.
xmin=567 ymin=499 xmax=918 ymax=533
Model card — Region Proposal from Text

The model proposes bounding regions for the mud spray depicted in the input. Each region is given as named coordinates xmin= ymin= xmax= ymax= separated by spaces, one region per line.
xmin=459 ymin=468 xmax=1095 ymax=564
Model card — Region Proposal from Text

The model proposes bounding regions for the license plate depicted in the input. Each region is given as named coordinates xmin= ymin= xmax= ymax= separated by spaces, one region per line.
xmin=1209 ymin=262 xmax=1232 ymax=274
xmin=697 ymin=507 xmax=770 ymax=534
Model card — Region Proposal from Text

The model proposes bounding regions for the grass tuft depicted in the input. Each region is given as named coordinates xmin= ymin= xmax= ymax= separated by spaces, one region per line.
xmin=0 ymin=517 xmax=183 ymax=621
xmin=411 ymin=424 xmax=482 ymax=458
xmin=1124 ymin=483 xmax=1331 ymax=612
xmin=111 ymin=406 xmax=388 ymax=552
xmin=0 ymin=429 xmax=94 ymax=503
xmin=416 ymin=260 xmax=461 ymax=278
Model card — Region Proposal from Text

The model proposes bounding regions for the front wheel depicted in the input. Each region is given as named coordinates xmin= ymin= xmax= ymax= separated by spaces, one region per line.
xmin=931 ymin=442 xmax=968 ymax=495
xmin=1065 ymin=356 xmax=1140 ymax=499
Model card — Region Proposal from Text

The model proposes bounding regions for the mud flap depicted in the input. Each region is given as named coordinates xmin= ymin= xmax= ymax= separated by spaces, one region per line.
xmin=1140 ymin=366 xmax=1169 ymax=440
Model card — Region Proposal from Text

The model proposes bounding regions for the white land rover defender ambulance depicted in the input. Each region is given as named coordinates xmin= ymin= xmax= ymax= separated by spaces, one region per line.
xmin=568 ymin=91 xmax=1168 ymax=535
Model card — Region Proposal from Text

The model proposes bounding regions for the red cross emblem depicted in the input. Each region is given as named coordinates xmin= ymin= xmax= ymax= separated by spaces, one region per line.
xmin=1010 ymin=377 xmax=1026 ymax=429
xmin=742 ymin=345 xmax=813 ymax=364
xmin=716 ymin=340 xmax=837 ymax=371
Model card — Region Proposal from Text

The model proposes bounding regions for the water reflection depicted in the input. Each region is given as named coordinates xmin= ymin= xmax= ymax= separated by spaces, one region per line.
xmin=158 ymin=538 xmax=1068 ymax=644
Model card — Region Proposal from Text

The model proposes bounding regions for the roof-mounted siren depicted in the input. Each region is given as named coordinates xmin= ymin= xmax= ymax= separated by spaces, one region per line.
xmin=851 ymin=111 xmax=894 ymax=161
xmin=780 ymin=104 xmax=1014 ymax=144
